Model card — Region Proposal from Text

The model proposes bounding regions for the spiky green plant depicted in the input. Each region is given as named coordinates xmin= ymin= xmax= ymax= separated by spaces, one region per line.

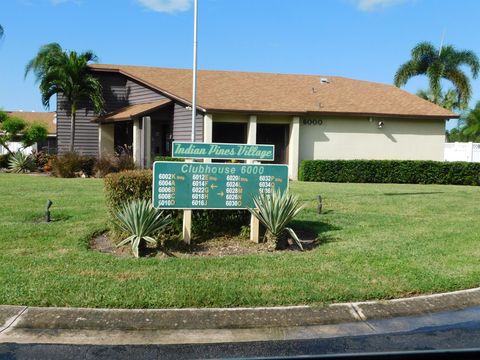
xmin=114 ymin=199 xmax=172 ymax=258
xmin=249 ymin=188 xmax=304 ymax=250
xmin=8 ymin=152 xmax=35 ymax=173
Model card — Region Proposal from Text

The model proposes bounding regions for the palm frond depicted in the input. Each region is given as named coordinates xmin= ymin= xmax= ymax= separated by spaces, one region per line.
xmin=443 ymin=69 xmax=471 ymax=109
xmin=411 ymin=41 xmax=437 ymax=60
xmin=395 ymin=41 xmax=478 ymax=112
xmin=393 ymin=61 xmax=421 ymax=87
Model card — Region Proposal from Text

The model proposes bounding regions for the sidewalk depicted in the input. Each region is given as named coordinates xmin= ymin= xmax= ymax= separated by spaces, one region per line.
xmin=1 ymin=287 xmax=480 ymax=345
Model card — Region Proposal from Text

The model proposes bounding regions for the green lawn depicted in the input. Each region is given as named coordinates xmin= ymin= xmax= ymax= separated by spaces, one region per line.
xmin=1 ymin=173 xmax=480 ymax=309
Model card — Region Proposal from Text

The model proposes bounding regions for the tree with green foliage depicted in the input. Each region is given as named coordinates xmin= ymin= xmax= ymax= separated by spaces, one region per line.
xmin=416 ymin=88 xmax=460 ymax=111
xmin=0 ymin=111 xmax=48 ymax=155
xmin=0 ymin=24 xmax=4 ymax=38
xmin=394 ymin=41 xmax=479 ymax=110
xmin=445 ymin=102 xmax=480 ymax=142
xmin=25 ymin=43 xmax=104 ymax=152
xmin=462 ymin=101 xmax=480 ymax=139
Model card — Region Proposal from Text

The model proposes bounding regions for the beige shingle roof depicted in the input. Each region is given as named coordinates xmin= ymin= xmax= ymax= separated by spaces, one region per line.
xmin=7 ymin=111 xmax=56 ymax=135
xmin=89 ymin=64 xmax=458 ymax=119
xmin=96 ymin=99 xmax=172 ymax=123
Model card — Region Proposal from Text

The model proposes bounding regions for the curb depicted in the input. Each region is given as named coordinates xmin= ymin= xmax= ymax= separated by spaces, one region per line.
xmin=1 ymin=287 xmax=480 ymax=332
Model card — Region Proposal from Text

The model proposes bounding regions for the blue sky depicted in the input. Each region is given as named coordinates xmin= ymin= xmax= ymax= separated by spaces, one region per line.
xmin=1 ymin=0 xmax=479 ymax=129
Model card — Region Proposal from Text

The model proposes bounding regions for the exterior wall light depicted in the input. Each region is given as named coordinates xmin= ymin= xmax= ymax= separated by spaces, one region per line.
xmin=378 ymin=121 xmax=384 ymax=129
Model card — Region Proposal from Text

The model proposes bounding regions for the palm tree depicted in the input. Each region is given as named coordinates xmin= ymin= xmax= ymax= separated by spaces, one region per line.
xmin=416 ymin=88 xmax=460 ymax=111
xmin=462 ymin=101 xmax=480 ymax=138
xmin=25 ymin=43 xmax=104 ymax=152
xmin=394 ymin=41 xmax=479 ymax=110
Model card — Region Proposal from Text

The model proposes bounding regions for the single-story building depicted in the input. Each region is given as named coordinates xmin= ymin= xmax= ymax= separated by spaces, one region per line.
xmin=0 ymin=111 xmax=57 ymax=155
xmin=56 ymin=64 xmax=456 ymax=179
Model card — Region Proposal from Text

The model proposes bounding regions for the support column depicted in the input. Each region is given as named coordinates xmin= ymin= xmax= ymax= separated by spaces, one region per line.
xmin=248 ymin=115 xmax=260 ymax=239
xmin=132 ymin=118 xmax=142 ymax=168
xmin=203 ymin=114 xmax=213 ymax=143
xmin=246 ymin=115 xmax=257 ymax=164
xmin=143 ymin=116 xmax=152 ymax=167
xmin=98 ymin=124 xmax=115 ymax=157
xmin=250 ymin=212 xmax=260 ymax=243
xmin=288 ymin=116 xmax=300 ymax=180
xmin=203 ymin=114 xmax=213 ymax=163
xmin=183 ymin=158 xmax=194 ymax=244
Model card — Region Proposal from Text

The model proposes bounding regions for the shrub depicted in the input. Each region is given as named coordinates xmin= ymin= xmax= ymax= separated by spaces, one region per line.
xmin=299 ymin=160 xmax=480 ymax=186
xmin=0 ymin=154 xmax=9 ymax=169
xmin=116 ymin=152 xmax=135 ymax=172
xmin=81 ymin=156 xmax=96 ymax=177
xmin=154 ymin=156 xmax=184 ymax=162
xmin=104 ymin=170 xmax=153 ymax=212
xmin=104 ymin=170 xmax=250 ymax=239
xmin=249 ymin=188 xmax=304 ymax=250
xmin=8 ymin=152 xmax=35 ymax=173
xmin=31 ymin=150 xmax=54 ymax=170
xmin=94 ymin=155 xmax=117 ymax=178
xmin=114 ymin=199 xmax=172 ymax=257
xmin=93 ymin=151 xmax=135 ymax=178
xmin=52 ymin=152 xmax=96 ymax=178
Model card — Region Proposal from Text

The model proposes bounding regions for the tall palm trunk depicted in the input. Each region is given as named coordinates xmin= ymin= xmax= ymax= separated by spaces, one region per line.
xmin=69 ymin=103 xmax=76 ymax=152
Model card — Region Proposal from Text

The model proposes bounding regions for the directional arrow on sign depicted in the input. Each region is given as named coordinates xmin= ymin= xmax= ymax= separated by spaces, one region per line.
xmin=177 ymin=175 xmax=185 ymax=180
xmin=217 ymin=191 xmax=224 ymax=197
xmin=211 ymin=184 xmax=218 ymax=189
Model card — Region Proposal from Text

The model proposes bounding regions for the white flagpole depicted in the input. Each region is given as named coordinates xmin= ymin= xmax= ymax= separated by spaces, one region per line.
xmin=191 ymin=0 xmax=198 ymax=142
xmin=184 ymin=0 xmax=199 ymax=245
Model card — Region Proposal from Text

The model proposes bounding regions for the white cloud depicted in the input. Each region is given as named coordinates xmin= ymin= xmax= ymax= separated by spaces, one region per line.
xmin=136 ymin=0 xmax=192 ymax=13
xmin=353 ymin=0 xmax=410 ymax=11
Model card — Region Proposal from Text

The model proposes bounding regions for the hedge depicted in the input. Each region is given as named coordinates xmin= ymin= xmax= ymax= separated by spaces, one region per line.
xmin=104 ymin=170 xmax=249 ymax=238
xmin=299 ymin=160 xmax=480 ymax=186
xmin=0 ymin=154 xmax=9 ymax=169
xmin=154 ymin=156 xmax=184 ymax=162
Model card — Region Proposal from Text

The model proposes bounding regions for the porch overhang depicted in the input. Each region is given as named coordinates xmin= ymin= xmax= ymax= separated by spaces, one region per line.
xmin=93 ymin=99 xmax=173 ymax=124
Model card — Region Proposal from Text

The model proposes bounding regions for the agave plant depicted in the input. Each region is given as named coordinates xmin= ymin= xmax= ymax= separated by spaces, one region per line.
xmin=249 ymin=188 xmax=304 ymax=250
xmin=8 ymin=152 xmax=35 ymax=173
xmin=114 ymin=199 xmax=172 ymax=258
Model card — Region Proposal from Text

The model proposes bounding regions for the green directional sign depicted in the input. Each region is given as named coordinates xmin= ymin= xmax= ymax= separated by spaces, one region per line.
xmin=153 ymin=162 xmax=288 ymax=209
xmin=172 ymin=142 xmax=275 ymax=161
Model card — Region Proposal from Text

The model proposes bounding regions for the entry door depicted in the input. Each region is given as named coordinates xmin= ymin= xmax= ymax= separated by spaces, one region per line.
xmin=256 ymin=124 xmax=289 ymax=164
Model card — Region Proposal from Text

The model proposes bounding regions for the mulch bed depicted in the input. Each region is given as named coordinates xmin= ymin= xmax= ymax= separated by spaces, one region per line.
xmin=90 ymin=227 xmax=319 ymax=259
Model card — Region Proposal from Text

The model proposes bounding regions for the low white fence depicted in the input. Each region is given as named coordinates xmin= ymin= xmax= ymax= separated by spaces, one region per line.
xmin=444 ymin=142 xmax=480 ymax=163
xmin=0 ymin=142 xmax=35 ymax=156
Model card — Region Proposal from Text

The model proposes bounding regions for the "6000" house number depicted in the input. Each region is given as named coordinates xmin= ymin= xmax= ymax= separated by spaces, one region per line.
xmin=302 ymin=118 xmax=323 ymax=125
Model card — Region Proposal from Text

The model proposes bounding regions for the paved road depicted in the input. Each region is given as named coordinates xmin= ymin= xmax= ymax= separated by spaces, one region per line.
xmin=2 ymin=319 xmax=480 ymax=359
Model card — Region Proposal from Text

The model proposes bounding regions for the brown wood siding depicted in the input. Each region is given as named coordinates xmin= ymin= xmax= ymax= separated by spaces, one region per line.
xmin=57 ymin=96 xmax=99 ymax=155
xmin=126 ymin=78 xmax=167 ymax=104
xmin=173 ymin=104 xmax=203 ymax=142
xmin=57 ymin=73 xmax=131 ymax=155
xmin=57 ymin=72 xmax=203 ymax=155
